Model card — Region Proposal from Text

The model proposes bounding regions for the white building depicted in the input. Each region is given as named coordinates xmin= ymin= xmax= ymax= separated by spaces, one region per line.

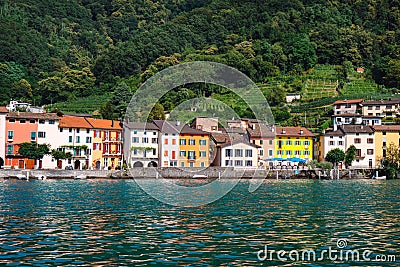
xmin=58 ymin=116 xmax=93 ymax=169
xmin=361 ymin=99 xmax=400 ymax=118
xmin=153 ymin=120 xmax=182 ymax=167
xmin=319 ymin=129 xmax=346 ymax=163
xmin=333 ymin=99 xmax=363 ymax=115
xmin=212 ymin=140 xmax=260 ymax=168
xmin=124 ymin=122 xmax=159 ymax=167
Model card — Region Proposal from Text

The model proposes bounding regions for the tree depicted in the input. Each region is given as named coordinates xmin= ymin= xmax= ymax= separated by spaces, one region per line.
xmin=51 ymin=149 xmax=72 ymax=161
xmin=148 ymin=102 xmax=165 ymax=122
xmin=381 ymin=143 xmax=400 ymax=179
xmin=345 ymin=145 xmax=357 ymax=167
xmin=18 ymin=142 xmax=50 ymax=167
xmin=325 ymin=148 xmax=345 ymax=165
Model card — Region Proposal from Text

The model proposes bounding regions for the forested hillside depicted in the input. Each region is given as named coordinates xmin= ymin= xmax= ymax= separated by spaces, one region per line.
xmin=1 ymin=0 xmax=400 ymax=122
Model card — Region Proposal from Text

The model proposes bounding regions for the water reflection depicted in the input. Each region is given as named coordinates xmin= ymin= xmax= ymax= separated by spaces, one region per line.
xmin=0 ymin=179 xmax=399 ymax=266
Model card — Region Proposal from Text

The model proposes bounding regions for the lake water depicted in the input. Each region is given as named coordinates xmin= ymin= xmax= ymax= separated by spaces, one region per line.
xmin=0 ymin=179 xmax=399 ymax=266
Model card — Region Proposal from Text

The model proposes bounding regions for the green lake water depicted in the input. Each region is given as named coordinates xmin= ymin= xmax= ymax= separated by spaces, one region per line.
xmin=0 ymin=179 xmax=399 ymax=266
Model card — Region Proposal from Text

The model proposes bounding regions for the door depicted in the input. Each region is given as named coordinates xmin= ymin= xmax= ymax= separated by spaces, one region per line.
xmin=96 ymin=161 xmax=101 ymax=169
xmin=57 ymin=160 xmax=62 ymax=169
xmin=18 ymin=160 xmax=24 ymax=169
xmin=74 ymin=160 xmax=80 ymax=170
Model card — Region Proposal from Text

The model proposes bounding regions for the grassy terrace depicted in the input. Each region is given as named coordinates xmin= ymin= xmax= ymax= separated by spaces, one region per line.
xmin=47 ymin=94 xmax=111 ymax=114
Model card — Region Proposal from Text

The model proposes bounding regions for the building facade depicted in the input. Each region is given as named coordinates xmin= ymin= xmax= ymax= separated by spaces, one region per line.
xmin=178 ymin=125 xmax=210 ymax=168
xmin=333 ymin=99 xmax=363 ymax=115
xmin=372 ymin=125 xmax=400 ymax=166
xmin=246 ymin=122 xmax=275 ymax=166
xmin=275 ymin=127 xmax=314 ymax=162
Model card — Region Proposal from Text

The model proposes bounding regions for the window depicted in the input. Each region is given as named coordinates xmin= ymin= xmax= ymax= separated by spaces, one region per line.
xmin=143 ymin=131 xmax=147 ymax=135
xmin=143 ymin=137 xmax=149 ymax=143
xmin=38 ymin=132 xmax=46 ymax=138
xmin=386 ymin=105 xmax=392 ymax=109
xmin=304 ymin=151 xmax=310 ymax=156
xmin=188 ymin=151 xmax=195 ymax=159
xmin=338 ymin=141 xmax=343 ymax=145
xmin=151 ymin=138 xmax=157 ymax=143
xmin=9 ymin=119 xmax=15 ymax=123
xmin=200 ymin=151 xmax=206 ymax=157
xmin=235 ymin=160 xmax=243 ymax=166
xmin=383 ymin=149 xmax=387 ymax=157
xmin=367 ymin=149 xmax=374 ymax=155
xmin=180 ymin=139 xmax=186 ymax=145
xmin=295 ymin=141 xmax=301 ymax=145
xmin=49 ymin=120 xmax=55 ymax=124
xmin=181 ymin=162 xmax=185 ymax=167
xmin=30 ymin=132 xmax=36 ymax=141
xmin=304 ymin=141 xmax=310 ymax=146
xmin=383 ymin=141 xmax=386 ymax=147
xmin=277 ymin=150 xmax=282 ymax=155
xmin=133 ymin=130 xmax=137 ymax=135
xmin=39 ymin=119 xmax=45 ymax=124
xmin=329 ymin=141 xmax=335 ymax=145
xmin=133 ymin=149 xmax=138 ymax=155
xmin=260 ymin=140 xmax=263 ymax=145
xmin=180 ymin=151 xmax=186 ymax=157
xmin=200 ymin=140 xmax=207 ymax=146
xmin=164 ymin=139 xmax=168 ymax=145
xmin=225 ymin=149 xmax=233 ymax=157
xmin=77 ymin=129 xmax=80 ymax=133
xmin=356 ymin=149 xmax=362 ymax=157
xmin=172 ymin=151 xmax=176 ymax=159
xmin=286 ymin=140 xmax=292 ymax=145
xmin=19 ymin=119 xmax=26 ymax=124
xmin=354 ymin=138 xmax=361 ymax=144
xmin=269 ymin=140 xmax=273 ymax=145
xmin=76 ymin=136 xmax=80 ymax=143
xmin=235 ymin=149 xmax=243 ymax=157
xmin=345 ymin=103 xmax=351 ymax=108
xmin=7 ymin=144 xmax=13 ymax=155
xmin=29 ymin=119 xmax=35 ymax=124
xmin=189 ymin=139 xmax=195 ymax=145
xmin=87 ymin=129 xmax=90 ymax=134
xmin=367 ymin=138 xmax=373 ymax=144
xmin=245 ymin=149 xmax=252 ymax=157
xmin=286 ymin=150 xmax=291 ymax=156
xmin=172 ymin=139 xmax=176 ymax=145
xmin=368 ymin=106 xmax=372 ymax=110
xmin=60 ymin=128 xmax=63 ymax=133
xmin=382 ymin=131 xmax=386 ymax=135
xmin=212 ymin=126 xmax=217 ymax=131
xmin=278 ymin=140 xmax=283 ymax=149
xmin=86 ymin=137 xmax=92 ymax=143
xmin=201 ymin=162 xmax=205 ymax=167
xmin=260 ymin=150 xmax=264 ymax=156
xmin=132 ymin=137 xmax=139 ymax=143
xmin=245 ymin=160 xmax=253 ymax=166
xmin=164 ymin=151 xmax=168 ymax=157
xmin=7 ymin=130 xmax=13 ymax=140
xmin=375 ymin=106 xmax=380 ymax=110
xmin=269 ymin=149 xmax=273 ymax=157
xmin=153 ymin=132 xmax=157 ymax=135
xmin=225 ymin=160 xmax=233 ymax=166
xmin=69 ymin=136 xmax=73 ymax=143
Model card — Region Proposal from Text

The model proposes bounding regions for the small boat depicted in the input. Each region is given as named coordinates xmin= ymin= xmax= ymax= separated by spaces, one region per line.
xmin=374 ymin=175 xmax=386 ymax=180
xmin=36 ymin=175 xmax=47 ymax=180
xmin=17 ymin=174 xmax=29 ymax=180
xmin=74 ymin=174 xmax=87 ymax=179
xmin=193 ymin=174 xmax=208 ymax=179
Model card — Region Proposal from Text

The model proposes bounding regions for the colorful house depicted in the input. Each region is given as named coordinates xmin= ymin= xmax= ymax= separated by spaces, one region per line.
xmin=246 ymin=122 xmax=275 ymax=166
xmin=178 ymin=125 xmax=210 ymax=168
xmin=86 ymin=118 xmax=122 ymax=169
xmin=372 ymin=125 xmax=400 ymax=165
xmin=0 ymin=106 xmax=7 ymax=168
xmin=153 ymin=120 xmax=181 ymax=167
xmin=275 ymin=127 xmax=314 ymax=163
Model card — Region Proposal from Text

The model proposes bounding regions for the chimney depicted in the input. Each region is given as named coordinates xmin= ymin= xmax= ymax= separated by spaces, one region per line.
xmin=282 ymin=129 xmax=286 ymax=134
xmin=300 ymin=129 xmax=304 ymax=135
xmin=111 ymin=120 xmax=114 ymax=127
xmin=176 ymin=121 xmax=180 ymax=126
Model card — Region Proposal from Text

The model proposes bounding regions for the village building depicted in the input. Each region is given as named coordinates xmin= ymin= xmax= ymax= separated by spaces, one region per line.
xmin=333 ymin=99 xmax=363 ymax=115
xmin=275 ymin=127 xmax=315 ymax=163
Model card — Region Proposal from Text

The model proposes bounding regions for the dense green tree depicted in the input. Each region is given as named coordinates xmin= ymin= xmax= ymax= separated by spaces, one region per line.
xmin=325 ymin=148 xmax=345 ymax=165
xmin=345 ymin=145 xmax=357 ymax=167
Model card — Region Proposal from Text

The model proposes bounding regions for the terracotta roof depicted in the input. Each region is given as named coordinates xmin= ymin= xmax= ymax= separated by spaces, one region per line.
xmin=339 ymin=125 xmax=374 ymax=134
xmin=86 ymin=118 xmax=121 ymax=130
xmin=333 ymin=99 xmax=363 ymax=105
xmin=275 ymin=127 xmax=315 ymax=137
xmin=372 ymin=125 xmax=400 ymax=132
xmin=7 ymin=112 xmax=60 ymax=120
xmin=247 ymin=123 xmax=275 ymax=138
xmin=59 ymin=116 xmax=93 ymax=129
xmin=220 ymin=140 xmax=260 ymax=149
xmin=180 ymin=125 xmax=210 ymax=135
xmin=332 ymin=113 xmax=362 ymax=117
xmin=0 ymin=106 xmax=8 ymax=113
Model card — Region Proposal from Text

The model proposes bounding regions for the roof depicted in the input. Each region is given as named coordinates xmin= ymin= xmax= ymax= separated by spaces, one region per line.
xmin=362 ymin=99 xmax=400 ymax=105
xmin=59 ymin=116 xmax=93 ymax=129
xmin=332 ymin=113 xmax=362 ymax=117
xmin=211 ymin=132 xmax=245 ymax=144
xmin=86 ymin=118 xmax=121 ymax=130
xmin=7 ymin=112 xmax=60 ymax=120
xmin=220 ymin=140 xmax=260 ymax=149
xmin=124 ymin=122 xmax=159 ymax=131
xmin=247 ymin=123 xmax=275 ymax=138
xmin=372 ymin=125 xmax=400 ymax=132
xmin=275 ymin=127 xmax=315 ymax=137
xmin=339 ymin=125 xmax=374 ymax=134
xmin=0 ymin=106 xmax=8 ymax=113
xmin=180 ymin=125 xmax=210 ymax=135
xmin=333 ymin=99 xmax=363 ymax=105
xmin=324 ymin=129 xmax=344 ymax=137
xmin=152 ymin=120 xmax=184 ymax=134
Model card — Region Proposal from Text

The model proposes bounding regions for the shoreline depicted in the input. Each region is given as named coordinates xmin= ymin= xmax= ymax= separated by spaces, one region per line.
xmin=0 ymin=168 xmax=379 ymax=180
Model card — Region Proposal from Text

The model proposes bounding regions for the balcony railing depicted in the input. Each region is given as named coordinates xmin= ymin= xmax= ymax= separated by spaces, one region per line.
xmin=103 ymin=151 xmax=122 ymax=156
xmin=102 ymin=137 xmax=123 ymax=142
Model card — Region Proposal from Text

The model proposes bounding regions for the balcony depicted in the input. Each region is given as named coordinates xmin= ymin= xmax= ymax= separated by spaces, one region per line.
xmin=7 ymin=136 xmax=13 ymax=142
xmin=102 ymin=137 xmax=123 ymax=143
xmin=103 ymin=150 xmax=122 ymax=156
xmin=187 ymin=156 xmax=196 ymax=161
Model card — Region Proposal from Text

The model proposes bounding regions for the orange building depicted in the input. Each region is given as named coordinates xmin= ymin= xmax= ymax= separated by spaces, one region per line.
xmin=86 ymin=118 xmax=122 ymax=169
xmin=178 ymin=125 xmax=210 ymax=168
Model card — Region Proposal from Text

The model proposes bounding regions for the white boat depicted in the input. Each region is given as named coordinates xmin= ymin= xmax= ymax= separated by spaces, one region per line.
xmin=375 ymin=175 xmax=386 ymax=180
xmin=193 ymin=174 xmax=208 ymax=179
xmin=74 ymin=174 xmax=87 ymax=179
xmin=35 ymin=175 xmax=47 ymax=180
xmin=17 ymin=174 xmax=29 ymax=180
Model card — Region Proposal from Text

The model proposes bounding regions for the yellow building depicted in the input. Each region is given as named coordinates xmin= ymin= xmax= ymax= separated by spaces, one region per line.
xmin=178 ymin=125 xmax=210 ymax=167
xmin=86 ymin=118 xmax=122 ymax=170
xmin=275 ymin=127 xmax=315 ymax=162
xmin=372 ymin=125 xmax=400 ymax=164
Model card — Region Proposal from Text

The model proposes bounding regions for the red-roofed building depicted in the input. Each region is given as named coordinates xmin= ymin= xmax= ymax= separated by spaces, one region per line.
xmin=333 ymin=99 xmax=363 ymax=115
